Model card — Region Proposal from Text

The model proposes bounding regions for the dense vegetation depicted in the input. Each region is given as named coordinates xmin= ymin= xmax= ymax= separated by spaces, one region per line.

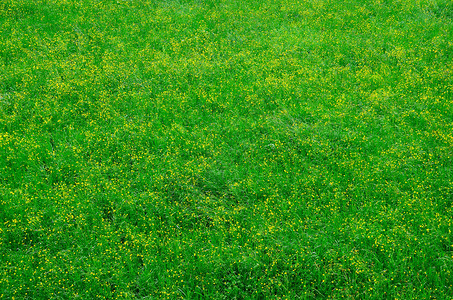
xmin=1 ymin=0 xmax=452 ymax=298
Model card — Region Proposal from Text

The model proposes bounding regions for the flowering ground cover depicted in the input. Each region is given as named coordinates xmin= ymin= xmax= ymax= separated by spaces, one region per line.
xmin=0 ymin=0 xmax=452 ymax=298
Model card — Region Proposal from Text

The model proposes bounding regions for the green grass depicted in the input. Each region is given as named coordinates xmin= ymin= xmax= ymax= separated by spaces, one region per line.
xmin=1 ymin=0 xmax=452 ymax=298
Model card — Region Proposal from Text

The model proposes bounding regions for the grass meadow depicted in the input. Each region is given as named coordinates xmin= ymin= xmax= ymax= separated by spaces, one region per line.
xmin=1 ymin=0 xmax=452 ymax=298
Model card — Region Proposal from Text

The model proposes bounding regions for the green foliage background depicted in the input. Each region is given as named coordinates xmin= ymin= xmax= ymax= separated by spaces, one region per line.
xmin=0 ymin=0 xmax=452 ymax=298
